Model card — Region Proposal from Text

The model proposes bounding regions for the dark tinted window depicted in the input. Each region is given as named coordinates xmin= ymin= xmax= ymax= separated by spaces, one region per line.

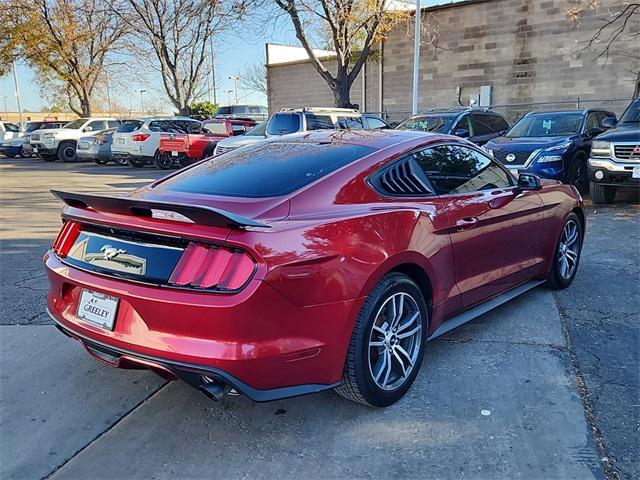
xmin=470 ymin=115 xmax=494 ymax=136
xmin=149 ymin=120 xmax=201 ymax=133
xmin=619 ymin=100 xmax=640 ymax=124
xmin=4 ymin=122 xmax=20 ymax=132
xmin=414 ymin=145 xmax=511 ymax=194
xmin=160 ymin=142 xmax=374 ymax=198
xmin=86 ymin=120 xmax=105 ymax=132
xmin=337 ymin=116 xmax=364 ymax=129
xmin=233 ymin=106 xmax=248 ymax=114
xmin=107 ymin=120 xmax=120 ymax=129
xmin=117 ymin=120 xmax=143 ymax=133
xmin=305 ymin=114 xmax=334 ymax=130
xmin=267 ymin=113 xmax=301 ymax=135
xmin=490 ymin=115 xmax=509 ymax=132
xmin=365 ymin=116 xmax=389 ymax=129
xmin=216 ymin=107 xmax=232 ymax=115
xmin=453 ymin=116 xmax=471 ymax=136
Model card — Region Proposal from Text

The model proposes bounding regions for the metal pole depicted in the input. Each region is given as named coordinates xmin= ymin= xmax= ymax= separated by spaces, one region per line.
xmin=1 ymin=96 xmax=8 ymax=120
xmin=234 ymin=77 xmax=238 ymax=104
xmin=139 ymin=89 xmax=146 ymax=114
xmin=210 ymin=36 xmax=217 ymax=105
xmin=411 ymin=0 xmax=421 ymax=116
xmin=12 ymin=61 xmax=23 ymax=126
xmin=105 ymin=70 xmax=112 ymax=116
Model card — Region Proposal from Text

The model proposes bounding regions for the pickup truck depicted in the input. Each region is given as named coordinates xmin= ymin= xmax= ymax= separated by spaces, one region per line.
xmin=29 ymin=117 xmax=120 ymax=162
xmin=156 ymin=118 xmax=256 ymax=169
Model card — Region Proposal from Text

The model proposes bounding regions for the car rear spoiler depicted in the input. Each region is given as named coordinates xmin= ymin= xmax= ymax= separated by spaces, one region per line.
xmin=51 ymin=190 xmax=270 ymax=229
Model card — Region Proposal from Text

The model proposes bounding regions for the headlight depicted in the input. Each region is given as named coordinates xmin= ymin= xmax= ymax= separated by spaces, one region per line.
xmin=536 ymin=142 xmax=571 ymax=163
xmin=536 ymin=154 xmax=563 ymax=163
xmin=544 ymin=142 xmax=572 ymax=152
xmin=591 ymin=141 xmax=611 ymax=158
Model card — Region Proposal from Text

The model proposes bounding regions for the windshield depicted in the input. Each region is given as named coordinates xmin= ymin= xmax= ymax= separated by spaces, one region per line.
xmin=507 ymin=113 xmax=584 ymax=137
xmin=245 ymin=122 xmax=266 ymax=136
xmin=117 ymin=120 xmax=143 ymax=133
xmin=396 ymin=115 xmax=456 ymax=133
xmin=619 ymin=100 xmax=640 ymax=124
xmin=267 ymin=113 xmax=301 ymax=135
xmin=64 ymin=118 xmax=89 ymax=129
xmin=158 ymin=141 xmax=374 ymax=198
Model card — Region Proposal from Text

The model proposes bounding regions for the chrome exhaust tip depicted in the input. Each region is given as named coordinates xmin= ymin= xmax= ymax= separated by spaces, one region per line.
xmin=199 ymin=376 xmax=230 ymax=401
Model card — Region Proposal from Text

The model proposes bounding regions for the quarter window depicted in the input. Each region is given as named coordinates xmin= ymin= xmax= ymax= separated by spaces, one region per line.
xmin=305 ymin=114 xmax=335 ymax=130
xmin=337 ymin=116 xmax=364 ymax=129
xmin=414 ymin=145 xmax=512 ymax=195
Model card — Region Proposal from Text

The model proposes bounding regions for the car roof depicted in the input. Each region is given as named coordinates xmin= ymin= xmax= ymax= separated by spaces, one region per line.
xmin=264 ymin=128 xmax=440 ymax=150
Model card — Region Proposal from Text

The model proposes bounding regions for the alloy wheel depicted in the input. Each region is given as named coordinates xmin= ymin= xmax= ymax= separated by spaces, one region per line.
xmin=368 ymin=292 xmax=422 ymax=391
xmin=558 ymin=219 xmax=580 ymax=279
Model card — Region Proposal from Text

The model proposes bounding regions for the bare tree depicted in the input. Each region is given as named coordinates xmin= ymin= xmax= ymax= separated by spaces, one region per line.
xmin=568 ymin=1 xmax=640 ymax=96
xmin=0 ymin=0 xmax=126 ymax=116
xmin=240 ymin=61 xmax=268 ymax=96
xmin=274 ymin=0 xmax=407 ymax=108
xmin=111 ymin=0 xmax=249 ymax=115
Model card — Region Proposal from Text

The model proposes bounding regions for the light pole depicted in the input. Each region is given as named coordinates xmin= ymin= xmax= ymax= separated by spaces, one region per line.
xmin=226 ymin=90 xmax=233 ymax=105
xmin=411 ymin=0 xmax=421 ymax=115
xmin=139 ymin=89 xmax=147 ymax=114
xmin=12 ymin=62 xmax=23 ymax=127
xmin=228 ymin=76 xmax=240 ymax=104
xmin=1 ymin=96 xmax=8 ymax=120
xmin=210 ymin=37 xmax=217 ymax=105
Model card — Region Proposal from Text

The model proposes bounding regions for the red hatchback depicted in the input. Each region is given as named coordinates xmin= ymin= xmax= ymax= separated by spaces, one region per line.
xmin=45 ymin=130 xmax=584 ymax=406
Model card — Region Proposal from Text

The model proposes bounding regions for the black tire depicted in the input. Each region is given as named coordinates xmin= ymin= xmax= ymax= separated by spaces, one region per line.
xmin=41 ymin=154 xmax=56 ymax=162
xmin=200 ymin=144 xmax=216 ymax=160
xmin=128 ymin=156 xmax=147 ymax=168
xmin=113 ymin=157 xmax=129 ymax=167
xmin=93 ymin=158 xmax=109 ymax=165
xmin=565 ymin=154 xmax=589 ymax=194
xmin=590 ymin=181 xmax=616 ymax=204
xmin=335 ymin=272 xmax=428 ymax=407
xmin=155 ymin=152 xmax=176 ymax=169
xmin=4 ymin=153 xmax=16 ymax=158
xmin=546 ymin=212 xmax=583 ymax=290
xmin=57 ymin=141 xmax=77 ymax=163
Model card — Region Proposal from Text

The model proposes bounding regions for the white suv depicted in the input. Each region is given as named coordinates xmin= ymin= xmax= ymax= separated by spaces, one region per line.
xmin=29 ymin=118 xmax=120 ymax=162
xmin=213 ymin=108 xmax=389 ymax=155
xmin=111 ymin=117 xmax=202 ymax=167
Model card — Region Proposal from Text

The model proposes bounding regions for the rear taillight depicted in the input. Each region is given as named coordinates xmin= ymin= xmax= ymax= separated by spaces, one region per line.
xmin=131 ymin=133 xmax=151 ymax=142
xmin=169 ymin=243 xmax=256 ymax=291
xmin=52 ymin=221 xmax=81 ymax=257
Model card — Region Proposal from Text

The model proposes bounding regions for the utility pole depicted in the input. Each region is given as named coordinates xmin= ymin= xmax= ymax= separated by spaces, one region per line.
xmin=226 ymin=90 xmax=233 ymax=105
xmin=411 ymin=0 xmax=421 ymax=115
xmin=228 ymin=76 xmax=240 ymax=104
xmin=210 ymin=36 xmax=217 ymax=105
xmin=1 ymin=96 xmax=8 ymax=120
xmin=12 ymin=62 xmax=23 ymax=127
xmin=105 ymin=70 xmax=112 ymax=116
xmin=139 ymin=89 xmax=147 ymax=114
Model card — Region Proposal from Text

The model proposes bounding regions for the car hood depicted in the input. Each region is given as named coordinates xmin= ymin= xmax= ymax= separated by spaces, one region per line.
xmin=486 ymin=135 xmax=575 ymax=152
xmin=32 ymin=127 xmax=77 ymax=135
xmin=216 ymin=135 xmax=266 ymax=148
xmin=595 ymin=125 xmax=640 ymax=142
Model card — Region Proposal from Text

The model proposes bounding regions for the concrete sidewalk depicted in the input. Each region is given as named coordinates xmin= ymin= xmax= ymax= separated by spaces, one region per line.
xmin=1 ymin=289 xmax=603 ymax=480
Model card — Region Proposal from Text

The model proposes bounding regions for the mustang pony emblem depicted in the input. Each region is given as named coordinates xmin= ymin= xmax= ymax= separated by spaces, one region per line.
xmin=100 ymin=245 xmax=126 ymax=261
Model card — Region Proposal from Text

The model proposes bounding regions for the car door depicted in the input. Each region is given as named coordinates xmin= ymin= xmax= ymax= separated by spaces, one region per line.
xmin=413 ymin=144 xmax=546 ymax=307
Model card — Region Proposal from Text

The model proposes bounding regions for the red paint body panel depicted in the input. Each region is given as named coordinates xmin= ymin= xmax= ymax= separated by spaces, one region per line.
xmin=45 ymin=130 xmax=584 ymax=394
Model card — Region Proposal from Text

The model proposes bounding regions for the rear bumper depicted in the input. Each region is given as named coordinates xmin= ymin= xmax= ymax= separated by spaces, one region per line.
xmin=77 ymin=149 xmax=110 ymax=161
xmin=0 ymin=145 xmax=21 ymax=156
xmin=588 ymin=158 xmax=640 ymax=187
xmin=111 ymin=152 xmax=152 ymax=163
xmin=51 ymin=316 xmax=339 ymax=402
xmin=31 ymin=144 xmax=57 ymax=156
xmin=45 ymin=252 xmax=357 ymax=397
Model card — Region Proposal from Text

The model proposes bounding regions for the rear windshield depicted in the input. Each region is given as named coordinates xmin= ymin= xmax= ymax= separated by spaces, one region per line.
xmin=159 ymin=142 xmax=374 ymax=198
xmin=203 ymin=121 xmax=228 ymax=135
xmin=267 ymin=113 xmax=301 ymax=135
xmin=396 ymin=115 xmax=456 ymax=133
xmin=117 ymin=120 xmax=143 ymax=133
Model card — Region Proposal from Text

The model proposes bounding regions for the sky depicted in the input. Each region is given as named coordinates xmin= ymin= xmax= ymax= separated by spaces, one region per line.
xmin=0 ymin=0 xmax=456 ymax=115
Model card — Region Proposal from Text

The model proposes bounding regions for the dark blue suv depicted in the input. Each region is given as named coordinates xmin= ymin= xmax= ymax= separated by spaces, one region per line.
xmin=396 ymin=108 xmax=510 ymax=146
xmin=484 ymin=109 xmax=616 ymax=193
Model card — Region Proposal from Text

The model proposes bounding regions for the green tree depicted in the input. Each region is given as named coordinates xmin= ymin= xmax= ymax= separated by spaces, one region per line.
xmin=190 ymin=100 xmax=219 ymax=117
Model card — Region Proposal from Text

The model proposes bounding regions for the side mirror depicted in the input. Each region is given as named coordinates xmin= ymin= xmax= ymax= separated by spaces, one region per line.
xmin=589 ymin=127 xmax=605 ymax=138
xmin=453 ymin=128 xmax=469 ymax=138
xmin=83 ymin=126 xmax=93 ymax=132
xmin=602 ymin=117 xmax=617 ymax=129
xmin=516 ymin=173 xmax=542 ymax=192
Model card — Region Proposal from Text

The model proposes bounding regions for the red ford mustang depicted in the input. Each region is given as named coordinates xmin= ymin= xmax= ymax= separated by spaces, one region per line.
xmin=45 ymin=130 xmax=584 ymax=407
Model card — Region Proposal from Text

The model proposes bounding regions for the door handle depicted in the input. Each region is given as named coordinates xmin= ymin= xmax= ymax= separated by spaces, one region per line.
xmin=456 ymin=217 xmax=479 ymax=231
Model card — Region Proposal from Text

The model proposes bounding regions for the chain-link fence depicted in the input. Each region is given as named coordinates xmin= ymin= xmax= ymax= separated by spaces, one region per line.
xmin=369 ymin=98 xmax=632 ymax=127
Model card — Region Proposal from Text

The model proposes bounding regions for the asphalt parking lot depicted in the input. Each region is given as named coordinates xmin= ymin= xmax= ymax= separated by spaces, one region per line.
xmin=1 ymin=157 xmax=638 ymax=480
